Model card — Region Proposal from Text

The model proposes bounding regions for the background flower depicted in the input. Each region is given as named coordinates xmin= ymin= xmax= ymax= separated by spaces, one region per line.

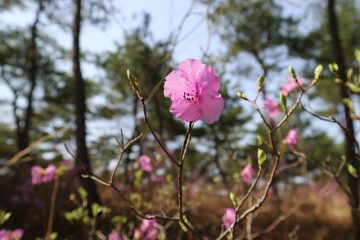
xmin=222 ymin=208 xmax=236 ymax=230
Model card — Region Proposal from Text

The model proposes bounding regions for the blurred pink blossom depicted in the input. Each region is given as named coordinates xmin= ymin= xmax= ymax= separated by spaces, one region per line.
xmin=222 ymin=208 xmax=236 ymax=230
xmin=164 ymin=59 xmax=224 ymax=124
xmin=31 ymin=164 xmax=56 ymax=185
xmin=285 ymin=129 xmax=298 ymax=151
xmin=241 ymin=164 xmax=255 ymax=185
xmin=263 ymin=97 xmax=281 ymax=118
xmin=134 ymin=219 xmax=158 ymax=240
xmin=108 ymin=231 xmax=122 ymax=240
xmin=138 ymin=155 xmax=153 ymax=173
xmin=0 ymin=228 xmax=23 ymax=240
xmin=280 ymin=78 xmax=305 ymax=96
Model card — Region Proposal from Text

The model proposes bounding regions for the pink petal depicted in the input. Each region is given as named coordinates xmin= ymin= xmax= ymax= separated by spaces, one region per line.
xmin=164 ymin=70 xmax=188 ymax=101
xmin=199 ymin=94 xmax=224 ymax=124
xmin=108 ymin=231 xmax=122 ymax=240
xmin=222 ymin=208 xmax=236 ymax=230
xmin=263 ymin=97 xmax=281 ymax=118
xmin=31 ymin=166 xmax=43 ymax=185
xmin=199 ymin=66 xmax=221 ymax=92
xmin=169 ymin=99 xmax=201 ymax=122
xmin=42 ymin=165 xmax=56 ymax=183
xmin=285 ymin=129 xmax=298 ymax=150
xmin=178 ymin=59 xmax=205 ymax=83
xmin=138 ymin=155 xmax=153 ymax=173
xmin=280 ymin=78 xmax=305 ymax=96
xmin=11 ymin=229 xmax=23 ymax=239
xmin=241 ymin=164 xmax=254 ymax=185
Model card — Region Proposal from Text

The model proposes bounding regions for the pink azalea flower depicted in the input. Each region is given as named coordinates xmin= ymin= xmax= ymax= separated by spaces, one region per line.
xmin=108 ymin=231 xmax=122 ymax=240
xmin=280 ymin=78 xmax=305 ymax=96
xmin=222 ymin=208 xmax=236 ymax=230
xmin=31 ymin=165 xmax=56 ymax=185
xmin=0 ymin=230 xmax=8 ymax=240
xmin=138 ymin=155 xmax=153 ymax=173
xmin=134 ymin=219 xmax=158 ymax=240
xmin=164 ymin=59 xmax=224 ymax=124
xmin=0 ymin=229 xmax=23 ymax=240
xmin=10 ymin=229 xmax=23 ymax=240
xmin=285 ymin=129 xmax=298 ymax=151
xmin=241 ymin=164 xmax=255 ymax=185
xmin=263 ymin=97 xmax=281 ymax=118
xmin=140 ymin=219 xmax=157 ymax=240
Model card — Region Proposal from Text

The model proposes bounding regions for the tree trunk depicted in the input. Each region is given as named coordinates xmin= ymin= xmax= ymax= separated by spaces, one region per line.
xmin=72 ymin=0 xmax=100 ymax=205
xmin=15 ymin=0 xmax=44 ymax=151
xmin=327 ymin=0 xmax=359 ymax=238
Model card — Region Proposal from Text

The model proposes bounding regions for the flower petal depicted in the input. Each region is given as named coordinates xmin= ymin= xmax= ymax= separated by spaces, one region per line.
xmin=169 ymin=99 xmax=201 ymax=122
xmin=164 ymin=70 xmax=187 ymax=101
xmin=178 ymin=59 xmax=206 ymax=83
xmin=199 ymin=66 xmax=221 ymax=93
xmin=199 ymin=94 xmax=224 ymax=124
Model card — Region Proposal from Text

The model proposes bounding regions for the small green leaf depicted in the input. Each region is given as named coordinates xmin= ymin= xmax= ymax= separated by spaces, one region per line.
xmin=288 ymin=66 xmax=296 ymax=78
xmin=91 ymin=203 xmax=99 ymax=216
xmin=329 ymin=63 xmax=339 ymax=73
xmin=348 ymin=164 xmax=358 ymax=178
xmin=229 ymin=192 xmax=237 ymax=207
xmin=179 ymin=221 xmax=188 ymax=232
xmin=0 ymin=210 xmax=11 ymax=225
xmin=236 ymin=92 xmax=247 ymax=100
xmin=257 ymin=135 xmax=264 ymax=145
xmin=257 ymin=75 xmax=266 ymax=91
xmin=280 ymin=94 xmax=287 ymax=114
xmin=347 ymin=69 xmax=353 ymax=81
xmin=78 ymin=187 xmax=88 ymax=200
xmin=355 ymin=49 xmax=360 ymax=61
xmin=257 ymin=148 xmax=267 ymax=168
xmin=342 ymin=98 xmax=353 ymax=111
xmin=314 ymin=64 xmax=323 ymax=79
xmin=182 ymin=215 xmax=193 ymax=230
xmin=346 ymin=83 xmax=360 ymax=93
xmin=50 ymin=232 xmax=58 ymax=240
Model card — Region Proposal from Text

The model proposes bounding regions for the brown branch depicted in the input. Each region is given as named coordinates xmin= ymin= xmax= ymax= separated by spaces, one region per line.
xmin=178 ymin=122 xmax=194 ymax=229
xmin=139 ymin=97 xmax=180 ymax=167
xmin=45 ymin=176 xmax=60 ymax=240
xmin=65 ymin=136 xmax=178 ymax=223
xmin=5 ymin=128 xmax=67 ymax=167
xmin=250 ymin=202 xmax=302 ymax=239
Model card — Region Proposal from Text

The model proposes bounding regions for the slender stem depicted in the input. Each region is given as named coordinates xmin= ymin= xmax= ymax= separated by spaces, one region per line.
xmin=235 ymin=168 xmax=263 ymax=213
xmin=140 ymin=97 xmax=180 ymax=167
xmin=178 ymin=122 xmax=194 ymax=227
xmin=45 ymin=177 xmax=60 ymax=239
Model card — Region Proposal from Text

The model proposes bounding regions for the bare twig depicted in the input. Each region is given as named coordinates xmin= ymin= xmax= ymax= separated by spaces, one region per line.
xmin=250 ymin=202 xmax=303 ymax=239
xmin=178 ymin=122 xmax=194 ymax=228
xmin=5 ymin=128 xmax=67 ymax=167
xmin=65 ymin=137 xmax=178 ymax=223
xmin=45 ymin=176 xmax=60 ymax=240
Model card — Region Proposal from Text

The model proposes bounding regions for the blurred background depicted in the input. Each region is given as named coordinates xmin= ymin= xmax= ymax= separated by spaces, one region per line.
xmin=0 ymin=0 xmax=360 ymax=239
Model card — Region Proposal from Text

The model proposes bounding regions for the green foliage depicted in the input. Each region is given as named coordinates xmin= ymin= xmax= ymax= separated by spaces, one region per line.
xmin=0 ymin=210 xmax=11 ymax=225
xmin=210 ymin=0 xmax=296 ymax=77
xmin=348 ymin=164 xmax=358 ymax=178
xmin=229 ymin=192 xmax=237 ymax=207
xmin=280 ymin=94 xmax=287 ymax=114
xmin=257 ymin=148 xmax=267 ymax=168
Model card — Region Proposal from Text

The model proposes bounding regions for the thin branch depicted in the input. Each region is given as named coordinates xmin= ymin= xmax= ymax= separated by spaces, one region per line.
xmin=178 ymin=122 xmax=194 ymax=229
xmin=250 ymin=202 xmax=303 ymax=239
xmin=139 ymin=97 xmax=180 ymax=167
xmin=65 ymin=138 xmax=178 ymax=223
xmin=4 ymin=128 xmax=67 ymax=167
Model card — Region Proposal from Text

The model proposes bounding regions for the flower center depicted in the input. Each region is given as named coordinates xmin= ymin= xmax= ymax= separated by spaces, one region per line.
xmin=183 ymin=83 xmax=200 ymax=103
